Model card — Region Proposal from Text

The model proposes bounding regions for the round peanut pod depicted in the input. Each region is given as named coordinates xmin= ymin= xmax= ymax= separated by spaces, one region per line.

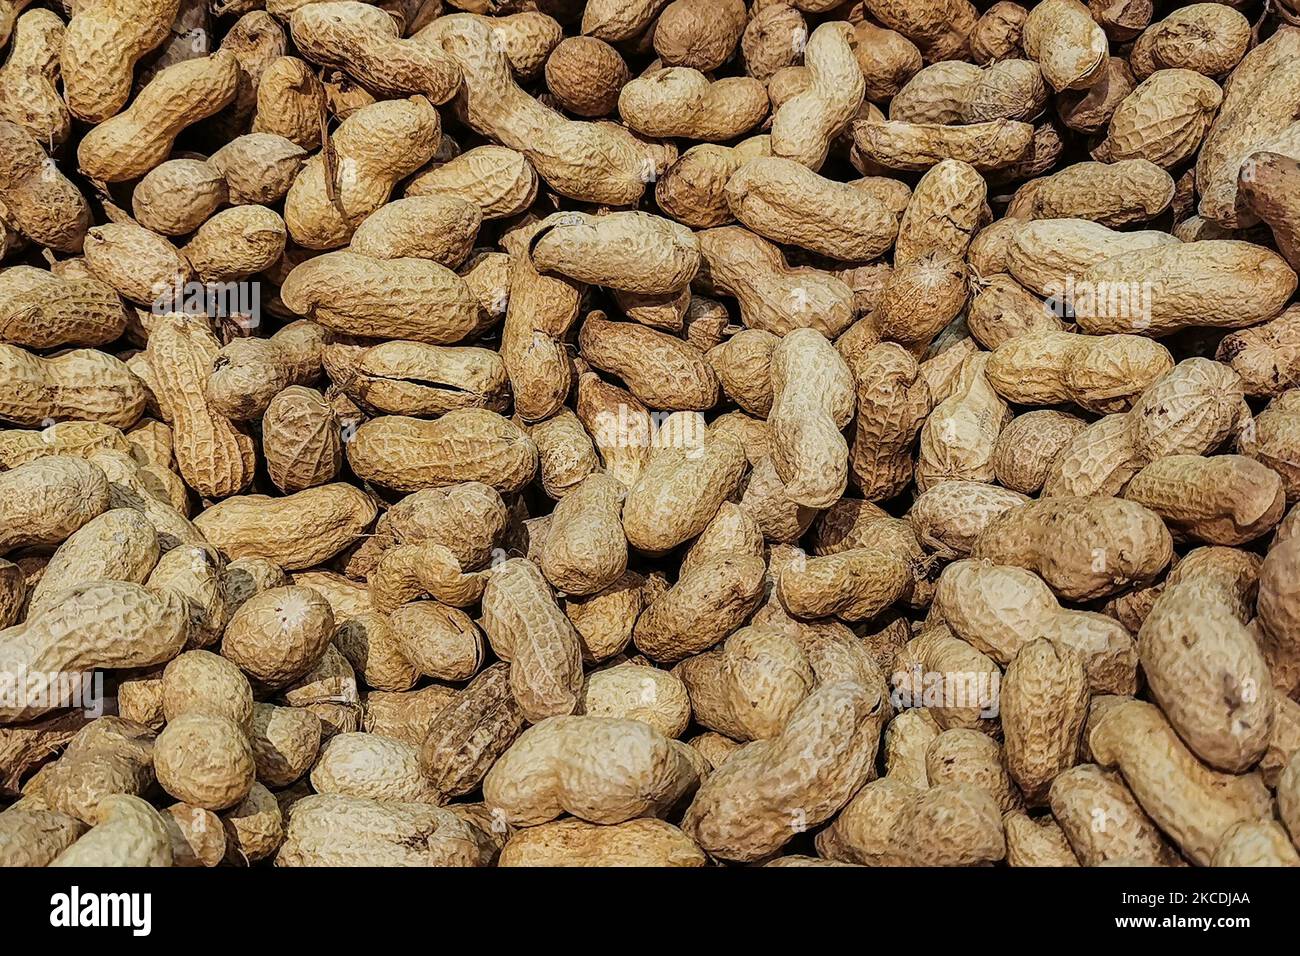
xmin=208 ymin=133 xmax=307 ymax=205
xmin=205 ymin=338 xmax=293 ymax=422
xmin=675 ymin=626 xmax=812 ymax=742
xmin=538 ymin=473 xmax=628 ymax=596
xmin=925 ymin=730 xmax=1023 ymax=814
xmin=251 ymin=55 xmax=325 ymax=150
xmin=348 ymin=195 xmax=481 ymax=268
xmin=262 ymin=386 xmax=343 ymax=494
xmin=309 ymin=731 xmax=437 ymax=803
xmin=388 ymin=601 xmax=484 ymax=682
xmin=580 ymin=661 xmax=692 ymax=739
xmin=155 ymin=713 xmax=257 ymax=811
xmin=182 ymin=204 xmax=287 ymax=282
xmin=161 ymin=650 xmax=254 ymax=729
xmin=221 ymin=585 xmax=335 ymax=689
xmin=544 ymin=36 xmax=628 ymax=116
xmin=132 ymin=159 xmax=228 ymax=236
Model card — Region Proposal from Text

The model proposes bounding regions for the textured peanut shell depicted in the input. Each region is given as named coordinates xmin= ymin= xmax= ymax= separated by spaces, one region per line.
xmin=1195 ymin=27 xmax=1300 ymax=228
xmin=25 ymin=508 xmax=159 ymax=616
xmin=544 ymin=35 xmax=629 ymax=116
xmin=632 ymin=555 xmax=766 ymax=662
xmin=483 ymin=715 xmax=698 ymax=826
xmin=500 ymin=817 xmax=706 ymax=867
xmin=1048 ymin=764 xmax=1180 ymax=865
xmin=916 ymin=353 xmax=1009 ymax=491
xmin=281 ymin=250 xmax=483 ymax=345
xmin=250 ymin=702 xmax=320 ymax=787
xmin=480 ymin=558 xmax=584 ymax=723
xmin=78 ymin=52 xmax=238 ymax=183
xmin=935 ymin=559 xmax=1138 ymax=695
xmin=144 ymin=316 xmax=256 ymax=499
xmin=262 ymin=386 xmax=342 ymax=494
xmin=621 ymin=433 xmax=747 ymax=554
xmin=1001 ymin=639 xmax=1087 ymax=804
xmin=924 ymin=730 xmax=1022 ymax=813
xmin=727 ymin=157 xmax=897 ymax=262
xmin=1137 ymin=551 xmax=1274 ymax=773
xmin=1021 ymin=0 xmax=1108 ymax=91
xmin=195 ymin=484 xmax=376 ymax=570
xmin=768 ymin=329 xmax=854 ymax=508
xmin=1004 ymin=218 xmax=1179 ymax=297
xmin=578 ymin=315 xmax=717 ymax=411
xmin=277 ymin=793 xmax=480 ymax=866
xmin=539 ymin=473 xmax=627 ymax=596
xmin=406 ymin=145 xmax=538 ymax=220
xmin=579 ymin=661 xmax=690 ymax=739
xmin=284 ymin=96 xmax=442 ymax=250
xmin=1089 ymin=700 xmax=1272 ymax=865
xmin=1093 ymin=69 xmax=1221 ymax=168
xmin=986 ymin=330 xmax=1173 ymax=413
xmin=50 ymin=795 xmax=173 ymax=867
xmin=388 ymin=601 xmax=482 ymax=681
xmin=325 ymin=341 xmax=508 ymax=418
xmin=0 ymin=9 xmax=70 ymax=148
xmin=0 ymin=267 xmax=128 ymax=350
xmin=853 ymin=118 xmax=1036 ymax=172
xmin=0 ymin=120 xmax=91 ymax=253
xmin=347 ymin=411 xmax=537 ymax=493
xmin=417 ymin=14 xmax=646 ymax=205
xmin=972 ymin=496 xmax=1173 ymax=601
xmin=676 ymin=626 xmax=813 ymax=742
xmin=132 ymin=159 xmax=228 ymax=236
xmin=0 ymin=807 xmax=87 ymax=867
xmin=769 ymin=22 xmax=865 ymax=171
xmin=288 ymin=2 xmax=458 ymax=104
xmin=419 ymin=662 xmax=524 ymax=799
xmin=309 ymin=731 xmax=437 ymax=803
xmin=1076 ymin=241 xmax=1295 ymax=336
xmin=155 ymin=713 xmax=256 ymax=810
xmin=619 ymin=68 xmax=769 ymax=142
xmin=1124 ymin=455 xmax=1285 ymax=545
xmin=684 ymin=680 xmax=888 ymax=863
xmin=0 ymin=582 xmax=187 ymax=722
xmin=61 ymin=0 xmax=179 ymax=123
xmin=222 ymin=585 xmax=334 ymax=688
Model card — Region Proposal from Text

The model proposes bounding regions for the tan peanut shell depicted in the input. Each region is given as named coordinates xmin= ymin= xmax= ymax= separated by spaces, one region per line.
xmin=0 ymin=121 xmax=91 ymax=253
xmin=480 ymin=558 xmax=584 ymax=722
xmin=1089 ymin=700 xmax=1272 ymax=865
xmin=684 ymin=680 xmax=888 ymax=862
xmin=194 ymin=484 xmax=376 ymax=570
xmin=62 ymin=0 xmax=180 ymax=123
xmin=79 ymin=53 xmax=238 ymax=183
xmin=484 ymin=715 xmax=698 ymax=826
xmin=769 ymin=23 xmax=864 ymax=171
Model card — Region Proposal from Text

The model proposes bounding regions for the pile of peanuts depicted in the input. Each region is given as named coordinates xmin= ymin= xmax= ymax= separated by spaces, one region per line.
xmin=1 ymin=0 xmax=1300 ymax=867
